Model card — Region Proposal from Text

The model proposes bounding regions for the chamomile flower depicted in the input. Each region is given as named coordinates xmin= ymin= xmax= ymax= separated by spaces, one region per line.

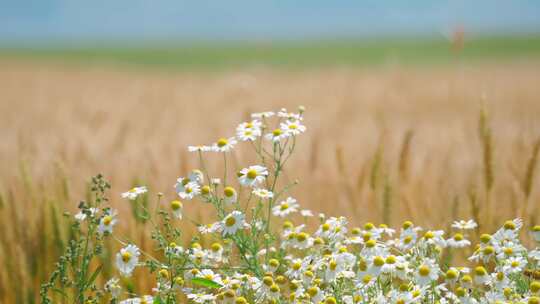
xmin=237 ymin=128 xmax=259 ymax=142
xmin=223 ymin=186 xmax=237 ymax=204
xmin=221 ymin=211 xmax=245 ymax=236
xmin=98 ymin=209 xmax=118 ymax=235
xmin=452 ymin=219 xmax=478 ymax=230
xmin=177 ymin=181 xmax=200 ymax=200
xmin=415 ymin=260 xmax=440 ymax=285
xmin=446 ymin=233 xmax=471 ymax=248
xmin=277 ymin=108 xmax=302 ymax=120
xmin=265 ymin=128 xmax=290 ymax=142
xmin=281 ymin=120 xmax=306 ymax=136
xmin=252 ymin=111 xmax=275 ymax=119
xmin=170 ymin=200 xmax=183 ymax=219
xmin=189 ymin=169 xmax=204 ymax=184
xmin=473 ymin=266 xmax=490 ymax=285
xmin=502 ymin=256 xmax=527 ymax=274
xmin=121 ymin=186 xmax=147 ymax=200
xmin=119 ymin=296 xmax=153 ymax=304
xmin=236 ymin=120 xmax=262 ymax=142
xmin=238 ymin=165 xmax=268 ymax=187
xmin=212 ymin=137 xmax=237 ymax=152
xmin=188 ymin=145 xmax=212 ymax=152
xmin=532 ymin=225 xmax=540 ymax=242
xmin=300 ymin=209 xmax=314 ymax=217
xmin=186 ymin=293 xmax=216 ymax=303
xmin=116 ymin=244 xmax=140 ymax=277
xmin=104 ymin=278 xmax=122 ymax=299
xmin=253 ymin=188 xmax=274 ymax=199
xmin=74 ymin=207 xmax=98 ymax=222
xmin=197 ymin=222 xmax=219 ymax=234
xmin=272 ymin=197 xmax=299 ymax=217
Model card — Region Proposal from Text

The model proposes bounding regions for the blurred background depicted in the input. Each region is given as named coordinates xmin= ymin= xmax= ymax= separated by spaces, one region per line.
xmin=1 ymin=1 xmax=540 ymax=303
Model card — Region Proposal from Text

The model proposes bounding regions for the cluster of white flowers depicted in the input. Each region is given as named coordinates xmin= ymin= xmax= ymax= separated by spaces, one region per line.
xmin=74 ymin=107 xmax=540 ymax=304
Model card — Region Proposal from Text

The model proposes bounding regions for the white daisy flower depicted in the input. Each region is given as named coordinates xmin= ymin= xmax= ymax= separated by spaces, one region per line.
xmin=198 ymin=222 xmax=220 ymax=234
xmin=300 ymin=209 xmax=314 ymax=217
xmin=532 ymin=225 xmax=540 ymax=242
xmin=104 ymin=277 xmax=122 ymax=299
xmin=237 ymin=128 xmax=259 ymax=142
xmin=98 ymin=209 xmax=118 ymax=235
xmin=116 ymin=244 xmax=140 ymax=277
xmin=223 ymin=186 xmax=238 ymax=204
xmin=272 ymin=197 xmax=299 ymax=217
xmin=277 ymin=108 xmax=302 ymax=120
xmin=502 ymin=256 xmax=527 ymax=274
xmin=281 ymin=119 xmax=306 ymax=136
xmin=187 ymin=293 xmax=216 ymax=303
xmin=238 ymin=165 xmax=268 ymax=187
xmin=177 ymin=181 xmax=200 ymax=200
xmin=452 ymin=219 xmax=478 ymax=230
xmin=121 ymin=186 xmax=147 ymax=200
xmin=188 ymin=145 xmax=212 ymax=152
xmin=236 ymin=120 xmax=262 ymax=142
xmin=74 ymin=207 xmax=98 ymax=222
xmin=253 ymin=188 xmax=273 ymax=199
xmin=265 ymin=128 xmax=290 ymax=142
xmin=212 ymin=137 xmax=237 ymax=152
xmin=251 ymin=111 xmax=275 ymax=119
xmin=170 ymin=200 xmax=183 ymax=219
xmin=189 ymin=169 xmax=204 ymax=184
xmin=119 ymin=295 xmax=153 ymax=304
xmin=221 ymin=211 xmax=245 ymax=236
xmin=446 ymin=233 xmax=471 ymax=248
xmin=473 ymin=266 xmax=490 ymax=285
xmin=415 ymin=260 xmax=440 ymax=285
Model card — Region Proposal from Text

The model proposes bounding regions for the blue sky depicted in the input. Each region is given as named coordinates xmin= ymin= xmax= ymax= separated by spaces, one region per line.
xmin=1 ymin=1 xmax=539 ymax=45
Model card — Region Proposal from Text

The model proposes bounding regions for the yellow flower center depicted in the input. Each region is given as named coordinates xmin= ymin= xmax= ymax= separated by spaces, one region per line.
xmin=246 ymin=169 xmax=258 ymax=179
xmin=296 ymin=232 xmax=308 ymax=242
xmin=201 ymin=185 xmax=210 ymax=195
xmin=225 ymin=216 xmax=236 ymax=227
xmin=418 ymin=265 xmax=430 ymax=277
xmin=365 ymin=240 xmax=376 ymax=248
xmin=246 ymin=122 xmax=253 ymax=128
xmin=329 ymin=260 xmax=337 ymax=271
xmin=504 ymin=220 xmax=516 ymax=230
xmin=272 ymin=129 xmax=282 ymax=136
xmin=292 ymin=262 xmax=301 ymax=271
xmin=121 ymin=252 xmax=132 ymax=263
xmin=217 ymin=138 xmax=228 ymax=147
xmin=424 ymin=231 xmax=434 ymax=239
xmin=224 ymin=187 xmax=235 ymax=197
xmin=103 ymin=216 xmax=112 ymax=226
xmin=483 ymin=246 xmax=494 ymax=255
xmin=170 ymin=200 xmax=182 ymax=210
xmin=373 ymin=256 xmax=385 ymax=267
xmin=511 ymin=261 xmax=520 ymax=268
xmin=385 ymin=255 xmax=396 ymax=264
xmin=475 ymin=266 xmax=487 ymax=276
xmin=402 ymin=221 xmax=413 ymax=229
xmin=205 ymin=274 xmax=214 ymax=280
xmin=446 ymin=269 xmax=458 ymax=279
xmin=453 ymin=233 xmax=464 ymax=241
xmin=211 ymin=243 xmax=222 ymax=252
xmin=288 ymin=124 xmax=298 ymax=130
xmin=403 ymin=236 xmax=413 ymax=244
xmin=280 ymin=203 xmax=289 ymax=210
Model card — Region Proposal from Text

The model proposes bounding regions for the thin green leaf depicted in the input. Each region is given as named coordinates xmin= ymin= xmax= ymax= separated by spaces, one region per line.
xmin=191 ymin=277 xmax=222 ymax=289
xmin=85 ymin=264 xmax=103 ymax=289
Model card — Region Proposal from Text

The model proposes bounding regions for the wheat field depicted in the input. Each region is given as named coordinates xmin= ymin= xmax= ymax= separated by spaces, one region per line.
xmin=1 ymin=59 xmax=540 ymax=303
